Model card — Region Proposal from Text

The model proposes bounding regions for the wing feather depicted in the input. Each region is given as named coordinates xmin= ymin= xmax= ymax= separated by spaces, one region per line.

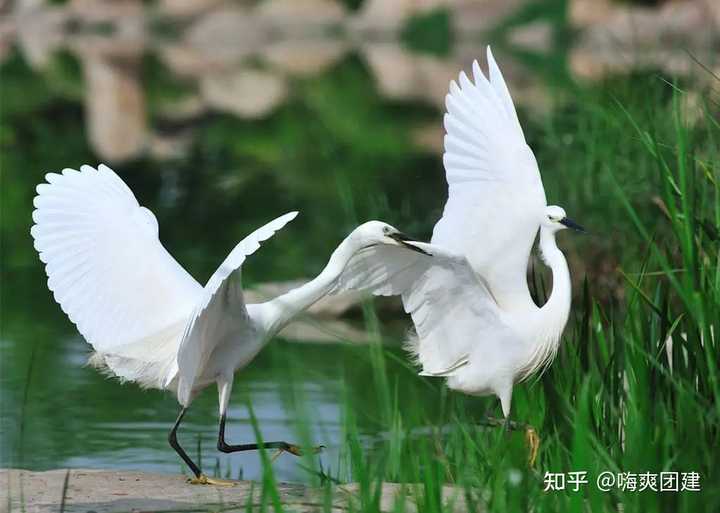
xmin=171 ymin=212 xmax=298 ymax=405
xmin=486 ymin=47 xmax=525 ymax=139
xmin=432 ymin=47 xmax=546 ymax=308
xmin=32 ymin=164 xmax=203 ymax=356
xmin=330 ymin=244 xmax=428 ymax=297
xmin=332 ymin=242 xmax=523 ymax=375
xmin=400 ymin=250 xmax=512 ymax=374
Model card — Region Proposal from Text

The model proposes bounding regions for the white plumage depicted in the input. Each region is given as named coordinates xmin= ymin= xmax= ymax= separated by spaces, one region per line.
xmin=32 ymin=165 xmax=202 ymax=388
xmin=434 ymin=48 xmax=546 ymax=311
xmin=167 ymin=212 xmax=298 ymax=405
xmin=31 ymin=164 xmax=429 ymax=482
xmin=333 ymin=47 xmax=584 ymax=420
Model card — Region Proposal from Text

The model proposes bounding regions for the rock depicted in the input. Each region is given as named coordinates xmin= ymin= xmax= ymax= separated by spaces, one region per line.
xmin=156 ymin=42 xmax=218 ymax=77
xmin=261 ymin=39 xmax=348 ymax=76
xmin=569 ymin=0 xmax=720 ymax=83
xmin=68 ymin=0 xmax=143 ymax=23
xmin=450 ymin=0 xmax=524 ymax=36
xmin=361 ymin=42 xmax=552 ymax=114
xmin=569 ymin=44 xmax=717 ymax=82
xmin=351 ymin=0 xmax=422 ymax=33
xmin=156 ymin=0 xmax=226 ymax=18
xmin=256 ymin=0 xmax=346 ymax=31
xmin=568 ymin=0 xmax=614 ymax=28
xmin=507 ymin=20 xmax=553 ymax=52
xmin=13 ymin=0 xmax=46 ymax=10
xmin=185 ymin=6 xmax=267 ymax=67
xmin=83 ymin=55 xmax=148 ymax=162
xmin=13 ymin=1 xmax=68 ymax=68
xmin=352 ymin=0 xmax=459 ymax=33
xmin=200 ymin=68 xmax=287 ymax=118
xmin=1 ymin=469 xmax=478 ymax=513
xmin=571 ymin=0 xmax=719 ymax=51
xmin=360 ymin=43 xmax=458 ymax=108
xmin=67 ymin=31 xmax=146 ymax=61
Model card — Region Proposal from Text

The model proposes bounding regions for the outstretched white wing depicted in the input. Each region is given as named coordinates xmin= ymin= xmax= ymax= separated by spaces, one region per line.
xmin=333 ymin=242 xmax=522 ymax=375
xmin=330 ymin=243 xmax=429 ymax=297
xmin=171 ymin=212 xmax=298 ymax=405
xmin=31 ymin=164 xmax=202 ymax=353
xmin=432 ymin=47 xmax=546 ymax=307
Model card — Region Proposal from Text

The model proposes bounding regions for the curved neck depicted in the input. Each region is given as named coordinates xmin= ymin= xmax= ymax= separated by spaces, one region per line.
xmin=519 ymin=227 xmax=572 ymax=380
xmin=539 ymin=228 xmax=571 ymax=328
xmin=254 ymin=238 xmax=356 ymax=337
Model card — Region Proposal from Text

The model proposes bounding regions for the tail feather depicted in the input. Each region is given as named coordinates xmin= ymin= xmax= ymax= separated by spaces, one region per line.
xmin=405 ymin=327 xmax=470 ymax=377
xmin=87 ymin=351 xmax=175 ymax=390
xmin=402 ymin=327 xmax=421 ymax=366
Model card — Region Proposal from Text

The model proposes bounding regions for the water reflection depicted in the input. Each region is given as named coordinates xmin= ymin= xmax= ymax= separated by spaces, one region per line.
xmin=1 ymin=284 xmax=421 ymax=481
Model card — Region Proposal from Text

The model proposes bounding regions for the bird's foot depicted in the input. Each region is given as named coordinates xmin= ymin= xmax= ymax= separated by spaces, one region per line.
xmin=525 ymin=426 xmax=540 ymax=467
xmin=187 ymin=474 xmax=236 ymax=486
xmin=478 ymin=417 xmax=540 ymax=467
xmin=271 ymin=443 xmax=325 ymax=462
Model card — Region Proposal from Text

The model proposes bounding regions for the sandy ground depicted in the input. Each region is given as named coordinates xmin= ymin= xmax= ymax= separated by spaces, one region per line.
xmin=1 ymin=468 xmax=476 ymax=513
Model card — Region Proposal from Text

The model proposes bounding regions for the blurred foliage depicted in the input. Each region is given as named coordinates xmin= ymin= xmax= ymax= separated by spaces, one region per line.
xmin=338 ymin=0 xmax=364 ymax=11
xmin=402 ymin=9 xmax=453 ymax=57
xmin=142 ymin=53 xmax=197 ymax=116
xmin=44 ymin=51 xmax=84 ymax=100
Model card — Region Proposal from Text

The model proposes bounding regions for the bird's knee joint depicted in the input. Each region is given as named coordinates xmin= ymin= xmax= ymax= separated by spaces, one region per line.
xmin=217 ymin=440 xmax=230 ymax=453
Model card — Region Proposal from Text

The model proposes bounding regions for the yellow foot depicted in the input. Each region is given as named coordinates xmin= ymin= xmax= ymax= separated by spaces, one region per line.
xmin=187 ymin=474 xmax=236 ymax=486
xmin=271 ymin=444 xmax=325 ymax=462
xmin=525 ymin=426 xmax=540 ymax=467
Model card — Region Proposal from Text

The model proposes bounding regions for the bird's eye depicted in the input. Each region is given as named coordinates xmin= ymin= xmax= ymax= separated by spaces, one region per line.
xmin=382 ymin=227 xmax=390 ymax=234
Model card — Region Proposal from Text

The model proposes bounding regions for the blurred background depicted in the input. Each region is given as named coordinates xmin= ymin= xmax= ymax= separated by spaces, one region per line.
xmin=1 ymin=0 xmax=719 ymax=484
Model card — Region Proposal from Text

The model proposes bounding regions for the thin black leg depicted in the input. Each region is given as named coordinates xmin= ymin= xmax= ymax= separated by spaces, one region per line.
xmin=168 ymin=407 xmax=202 ymax=478
xmin=474 ymin=415 xmax=526 ymax=432
xmin=216 ymin=413 xmax=318 ymax=456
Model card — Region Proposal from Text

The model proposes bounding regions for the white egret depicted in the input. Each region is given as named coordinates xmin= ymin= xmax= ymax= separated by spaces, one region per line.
xmin=31 ymin=164 xmax=428 ymax=485
xmin=332 ymin=48 xmax=585 ymax=444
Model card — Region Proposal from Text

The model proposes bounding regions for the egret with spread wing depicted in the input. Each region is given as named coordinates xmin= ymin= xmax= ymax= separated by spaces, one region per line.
xmin=31 ymin=164 xmax=428 ymax=485
xmin=333 ymin=48 xmax=584 ymax=441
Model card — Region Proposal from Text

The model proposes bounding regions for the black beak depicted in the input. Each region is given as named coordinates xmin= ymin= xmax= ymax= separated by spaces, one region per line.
xmin=559 ymin=217 xmax=586 ymax=233
xmin=389 ymin=232 xmax=432 ymax=256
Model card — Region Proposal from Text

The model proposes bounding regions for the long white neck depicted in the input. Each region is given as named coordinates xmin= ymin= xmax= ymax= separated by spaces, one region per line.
xmin=521 ymin=227 xmax=572 ymax=379
xmin=252 ymin=237 xmax=356 ymax=337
